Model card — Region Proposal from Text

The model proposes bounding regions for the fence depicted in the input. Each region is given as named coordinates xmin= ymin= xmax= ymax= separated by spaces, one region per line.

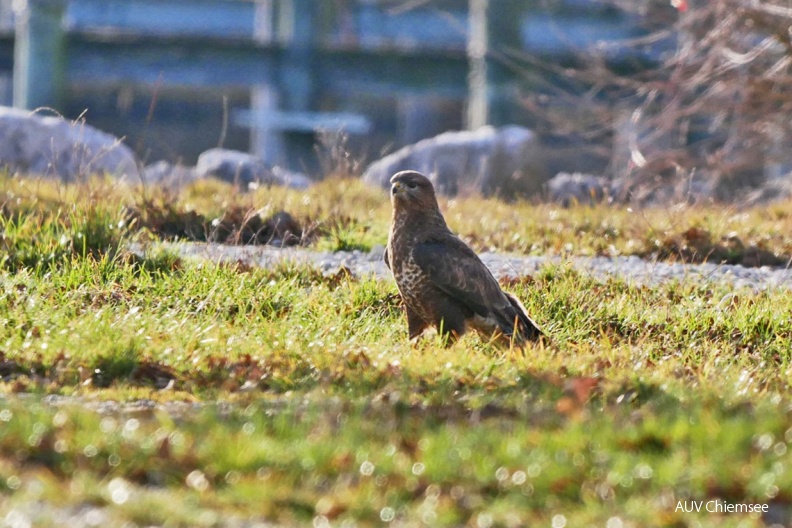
xmin=7 ymin=0 xmax=637 ymax=171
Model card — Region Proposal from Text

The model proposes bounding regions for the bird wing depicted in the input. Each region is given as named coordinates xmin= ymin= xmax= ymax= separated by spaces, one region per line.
xmin=411 ymin=235 xmax=506 ymax=318
xmin=412 ymin=234 xmax=544 ymax=341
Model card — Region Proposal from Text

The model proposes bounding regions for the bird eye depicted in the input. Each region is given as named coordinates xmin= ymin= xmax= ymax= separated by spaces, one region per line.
xmin=407 ymin=182 xmax=417 ymax=189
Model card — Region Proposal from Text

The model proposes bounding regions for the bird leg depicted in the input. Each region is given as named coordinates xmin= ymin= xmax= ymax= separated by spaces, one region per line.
xmin=435 ymin=317 xmax=465 ymax=347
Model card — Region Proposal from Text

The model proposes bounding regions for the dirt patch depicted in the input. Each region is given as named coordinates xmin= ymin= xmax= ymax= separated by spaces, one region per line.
xmin=126 ymin=203 xmax=303 ymax=246
xmin=650 ymin=227 xmax=788 ymax=267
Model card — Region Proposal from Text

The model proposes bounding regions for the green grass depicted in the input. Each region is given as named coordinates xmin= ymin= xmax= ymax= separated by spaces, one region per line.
xmin=3 ymin=174 xmax=792 ymax=262
xmin=1 ymin=176 xmax=792 ymax=526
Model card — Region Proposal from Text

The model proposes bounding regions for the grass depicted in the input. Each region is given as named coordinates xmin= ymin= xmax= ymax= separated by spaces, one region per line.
xmin=3 ymin=174 xmax=792 ymax=263
xmin=1 ymin=175 xmax=791 ymax=526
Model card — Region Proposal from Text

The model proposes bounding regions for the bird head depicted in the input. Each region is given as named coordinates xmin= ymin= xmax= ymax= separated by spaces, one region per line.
xmin=389 ymin=171 xmax=439 ymax=212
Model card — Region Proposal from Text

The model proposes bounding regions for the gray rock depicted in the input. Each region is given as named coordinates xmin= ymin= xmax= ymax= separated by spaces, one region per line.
xmin=743 ymin=176 xmax=792 ymax=206
xmin=0 ymin=106 xmax=140 ymax=181
xmin=270 ymin=165 xmax=312 ymax=189
xmin=362 ymin=125 xmax=548 ymax=198
xmin=546 ymin=172 xmax=609 ymax=206
xmin=196 ymin=148 xmax=311 ymax=189
xmin=143 ymin=160 xmax=198 ymax=188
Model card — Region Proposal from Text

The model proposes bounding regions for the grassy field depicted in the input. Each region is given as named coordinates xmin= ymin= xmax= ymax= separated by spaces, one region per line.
xmin=1 ymin=175 xmax=792 ymax=527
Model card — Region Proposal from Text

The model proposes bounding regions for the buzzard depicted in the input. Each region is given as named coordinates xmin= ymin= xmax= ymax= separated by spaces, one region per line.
xmin=384 ymin=170 xmax=543 ymax=346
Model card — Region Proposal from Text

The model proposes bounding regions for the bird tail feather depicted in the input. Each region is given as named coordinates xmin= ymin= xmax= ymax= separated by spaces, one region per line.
xmin=502 ymin=292 xmax=543 ymax=343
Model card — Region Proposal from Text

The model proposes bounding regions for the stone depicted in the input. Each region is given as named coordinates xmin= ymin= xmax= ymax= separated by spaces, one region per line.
xmin=546 ymin=172 xmax=609 ymax=206
xmin=195 ymin=148 xmax=311 ymax=189
xmin=362 ymin=125 xmax=548 ymax=198
xmin=0 ymin=106 xmax=139 ymax=181
xmin=269 ymin=165 xmax=312 ymax=190
xmin=743 ymin=177 xmax=792 ymax=206
xmin=143 ymin=161 xmax=197 ymax=188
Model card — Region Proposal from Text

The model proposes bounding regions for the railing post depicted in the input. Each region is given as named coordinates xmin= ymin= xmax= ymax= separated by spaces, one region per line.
xmin=252 ymin=0 xmax=284 ymax=164
xmin=13 ymin=0 xmax=67 ymax=110
xmin=251 ymin=0 xmax=316 ymax=168
xmin=279 ymin=0 xmax=314 ymax=114
xmin=276 ymin=0 xmax=315 ymax=170
xmin=467 ymin=0 xmax=522 ymax=129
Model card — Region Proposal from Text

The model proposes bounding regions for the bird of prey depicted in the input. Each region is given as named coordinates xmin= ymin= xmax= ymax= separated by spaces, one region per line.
xmin=384 ymin=170 xmax=543 ymax=346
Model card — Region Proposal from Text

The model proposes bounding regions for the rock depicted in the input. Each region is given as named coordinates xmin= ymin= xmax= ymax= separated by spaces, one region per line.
xmin=143 ymin=161 xmax=198 ymax=188
xmin=269 ymin=165 xmax=312 ymax=190
xmin=362 ymin=125 xmax=548 ymax=198
xmin=195 ymin=148 xmax=311 ymax=189
xmin=0 ymin=106 xmax=139 ymax=181
xmin=546 ymin=172 xmax=609 ymax=206
xmin=196 ymin=149 xmax=262 ymax=186
xmin=743 ymin=177 xmax=792 ymax=206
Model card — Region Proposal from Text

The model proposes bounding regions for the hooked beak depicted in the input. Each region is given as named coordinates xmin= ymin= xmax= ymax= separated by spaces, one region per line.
xmin=391 ymin=181 xmax=405 ymax=196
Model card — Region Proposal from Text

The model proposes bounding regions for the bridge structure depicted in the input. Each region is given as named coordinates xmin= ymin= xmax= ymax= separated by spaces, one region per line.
xmin=6 ymin=0 xmax=643 ymax=172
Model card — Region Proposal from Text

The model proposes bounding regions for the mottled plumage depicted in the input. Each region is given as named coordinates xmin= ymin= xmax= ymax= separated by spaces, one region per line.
xmin=385 ymin=170 xmax=543 ymax=346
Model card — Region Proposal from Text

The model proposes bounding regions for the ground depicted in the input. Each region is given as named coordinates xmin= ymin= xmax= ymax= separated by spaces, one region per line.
xmin=0 ymin=176 xmax=791 ymax=527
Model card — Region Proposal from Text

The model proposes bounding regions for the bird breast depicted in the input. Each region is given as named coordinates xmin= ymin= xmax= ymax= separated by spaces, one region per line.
xmin=388 ymin=241 xmax=432 ymax=318
xmin=393 ymin=254 xmax=421 ymax=290
xmin=389 ymin=215 xmax=435 ymax=304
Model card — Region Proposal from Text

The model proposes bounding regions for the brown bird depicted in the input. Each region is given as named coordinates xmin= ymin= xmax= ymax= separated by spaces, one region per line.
xmin=384 ymin=170 xmax=543 ymax=346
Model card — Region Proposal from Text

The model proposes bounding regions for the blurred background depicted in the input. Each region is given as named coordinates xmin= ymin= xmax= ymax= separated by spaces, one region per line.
xmin=4 ymin=0 xmax=792 ymax=202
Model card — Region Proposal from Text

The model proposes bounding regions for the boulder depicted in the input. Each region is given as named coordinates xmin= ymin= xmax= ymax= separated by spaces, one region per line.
xmin=196 ymin=148 xmax=311 ymax=189
xmin=546 ymin=172 xmax=609 ymax=206
xmin=362 ymin=126 xmax=547 ymax=198
xmin=0 ymin=107 xmax=140 ymax=181
xmin=143 ymin=161 xmax=198 ymax=188
xmin=743 ymin=177 xmax=792 ymax=206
